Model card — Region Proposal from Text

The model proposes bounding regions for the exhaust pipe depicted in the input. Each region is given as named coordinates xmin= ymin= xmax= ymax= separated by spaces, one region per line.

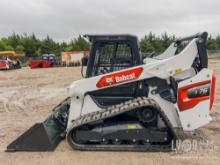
xmin=6 ymin=98 xmax=70 ymax=152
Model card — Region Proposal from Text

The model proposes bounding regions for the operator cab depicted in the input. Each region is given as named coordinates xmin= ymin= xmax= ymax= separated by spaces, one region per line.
xmin=84 ymin=35 xmax=146 ymax=107
xmin=85 ymin=35 xmax=143 ymax=78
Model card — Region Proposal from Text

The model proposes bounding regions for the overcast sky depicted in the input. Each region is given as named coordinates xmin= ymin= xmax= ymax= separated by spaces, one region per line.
xmin=0 ymin=0 xmax=219 ymax=42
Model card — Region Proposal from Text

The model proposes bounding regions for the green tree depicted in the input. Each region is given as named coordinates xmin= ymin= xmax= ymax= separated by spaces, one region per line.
xmin=5 ymin=45 xmax=14 ymax=51
xmin=67 ymin=35 xmax=90 ymax=51
xmin=6 ymin=33 xmax=21 ymax=49
xmin=0 ymin=40 xmax=7 ymax=51
xmin=65 ymin=45 xmax=73 ymax=51
xmin=15 ymin=45 xmax=25 ymax=52
xmin=140 ymin=38 xmax=154 ymax=52
xmin=140 ymin=32 xmax=175 ymax=53
xmin=19 ymin=33 xmax=41 ymax=57
xmin=207 ymin=35 xmax=218 ymax=50
xmin=41 ymin=35 xmax=61 ymax=55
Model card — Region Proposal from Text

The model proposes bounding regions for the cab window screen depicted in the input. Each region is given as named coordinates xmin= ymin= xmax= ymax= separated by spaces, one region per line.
xmin=92 ymin=43 xmax=133 ymax=76
xmin=116 ymin=44 xmax=132 ymax=60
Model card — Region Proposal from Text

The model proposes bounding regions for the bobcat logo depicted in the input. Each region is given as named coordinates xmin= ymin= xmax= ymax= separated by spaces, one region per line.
xmin=115 ymin=73 xmax=136 ymax=83
xmin=106 ymin=77 xmax=114 ymax=84
xmin=96 ymin=67 xmax=143 ymax=88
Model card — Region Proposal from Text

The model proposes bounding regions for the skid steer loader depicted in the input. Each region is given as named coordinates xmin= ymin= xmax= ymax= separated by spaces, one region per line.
xmin=7 ymin=32 xmax=216 ymax=152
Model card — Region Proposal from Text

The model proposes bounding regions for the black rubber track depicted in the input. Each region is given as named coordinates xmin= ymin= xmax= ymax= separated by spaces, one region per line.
xmin=67 ymin=97 xmax=177 ymax=152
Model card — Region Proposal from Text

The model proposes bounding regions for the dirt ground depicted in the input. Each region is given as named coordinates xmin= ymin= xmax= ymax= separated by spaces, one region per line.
xmin=0 ymin=59 xmax=220 ymax=165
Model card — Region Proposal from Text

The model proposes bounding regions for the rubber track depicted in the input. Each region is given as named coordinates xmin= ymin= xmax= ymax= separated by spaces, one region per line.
xmin=67 ymin=97 xmax=177 ymax=152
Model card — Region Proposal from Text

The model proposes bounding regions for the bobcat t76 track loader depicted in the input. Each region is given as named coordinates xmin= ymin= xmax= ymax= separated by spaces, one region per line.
xmin=7 ymin=32 xmax=216 ymax=152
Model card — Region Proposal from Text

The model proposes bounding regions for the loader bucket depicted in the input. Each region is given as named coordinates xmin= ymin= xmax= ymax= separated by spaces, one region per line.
xmin=6 ymin=98 xmax=70 ymax=152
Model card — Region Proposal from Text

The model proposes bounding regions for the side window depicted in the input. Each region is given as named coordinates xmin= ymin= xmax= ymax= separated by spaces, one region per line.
xmin=98 ymin=44 xmax=114 ymax=64
xmin=93 ymin=43 xmax=114 ymax=76
xmin=115 ymin=44 xmax=132 ymax=60
xmin=114 ymin=44 xmax=133 ymax=70
xmin=91 ymin=42 xmax=134 ymax=76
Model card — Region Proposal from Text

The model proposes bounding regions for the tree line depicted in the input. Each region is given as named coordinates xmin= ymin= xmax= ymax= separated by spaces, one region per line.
xmin=0 ymin=33 xmax=90 ymax=57
xmin=0 ymin=32 xmax=220 ymax=57
xmin=140 ymin=32 xmax=220 ymax=53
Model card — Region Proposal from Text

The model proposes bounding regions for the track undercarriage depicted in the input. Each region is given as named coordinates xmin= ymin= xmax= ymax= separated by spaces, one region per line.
xmin=67 ymin=97 xmax=176 ymax=151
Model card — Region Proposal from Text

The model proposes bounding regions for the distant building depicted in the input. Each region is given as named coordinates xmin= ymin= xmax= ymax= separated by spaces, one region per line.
xmin=60 ymin=51 xmax=90 ymax=65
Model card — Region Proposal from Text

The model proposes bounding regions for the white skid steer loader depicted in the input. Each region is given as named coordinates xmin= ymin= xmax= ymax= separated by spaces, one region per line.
xmin=7 ymin=32 xmax=216 ymax=152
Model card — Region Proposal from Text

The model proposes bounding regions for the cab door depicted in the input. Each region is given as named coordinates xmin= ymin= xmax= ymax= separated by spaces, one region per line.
xmin=88 ymin=42 xmax=143 ymax=106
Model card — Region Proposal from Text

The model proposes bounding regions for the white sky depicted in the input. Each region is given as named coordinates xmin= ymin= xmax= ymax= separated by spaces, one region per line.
xmin=0 ymin=0 xmax=219 ymax=42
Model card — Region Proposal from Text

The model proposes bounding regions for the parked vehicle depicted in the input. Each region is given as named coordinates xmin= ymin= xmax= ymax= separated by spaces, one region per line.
xmin=29 ymin=54 xmax=58 ymax=69
xmin=0 ymin=51 xmax=23 ymax=70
